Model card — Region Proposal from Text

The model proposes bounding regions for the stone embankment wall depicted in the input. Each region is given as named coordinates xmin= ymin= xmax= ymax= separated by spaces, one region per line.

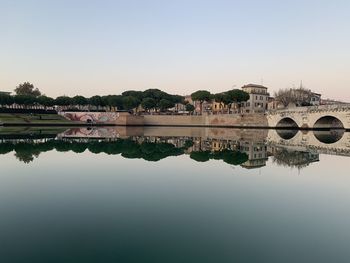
xmin=143 ymin=113 xmax=268 ymax=128
xmin=60 ymin=111 xmax=268 ymax=127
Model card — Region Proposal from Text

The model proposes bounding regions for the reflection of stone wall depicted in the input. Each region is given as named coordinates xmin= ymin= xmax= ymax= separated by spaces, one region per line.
xmin=58 ymin=127 xmax=144 ymax=139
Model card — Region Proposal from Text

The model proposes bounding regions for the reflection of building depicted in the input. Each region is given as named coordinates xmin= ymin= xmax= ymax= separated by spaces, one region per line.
xmin=241 ymin=84 xmax=270 ymax=113
xmin=269 ymin=146 xmax=320 ymax=169
xmin=240 ymin=141 xmax=268 ymax=169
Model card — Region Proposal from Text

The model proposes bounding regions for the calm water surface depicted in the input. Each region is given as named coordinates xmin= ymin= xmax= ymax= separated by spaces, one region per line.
xmin=1 ymin=127 xmax=350 ymax=263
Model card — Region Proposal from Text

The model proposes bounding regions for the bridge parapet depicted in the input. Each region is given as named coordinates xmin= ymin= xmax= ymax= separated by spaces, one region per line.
xmin=267 ymin=104 xmax=350 ymax=129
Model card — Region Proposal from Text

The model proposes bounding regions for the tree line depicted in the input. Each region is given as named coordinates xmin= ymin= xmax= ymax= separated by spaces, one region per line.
xmin=0 ymin=82 xmax=250 ymax=113
xmin=0 ymin=137 xmax=247 ymax=165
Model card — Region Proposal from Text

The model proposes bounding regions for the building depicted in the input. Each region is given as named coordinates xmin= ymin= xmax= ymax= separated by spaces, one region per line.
xmin=310 ymin=92 xmax=321 ymax=106
xmin=211 ymin=101 xmax=229 ymax=113
xmin=241 ymin=84 xmax=270 ymax=113
xmin=0 ymin=91 xmax=11 ymax=95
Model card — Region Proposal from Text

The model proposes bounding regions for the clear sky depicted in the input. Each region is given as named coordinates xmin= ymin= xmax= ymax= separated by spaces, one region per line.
xmin=1 ymin=0 xmax=349 ymax=100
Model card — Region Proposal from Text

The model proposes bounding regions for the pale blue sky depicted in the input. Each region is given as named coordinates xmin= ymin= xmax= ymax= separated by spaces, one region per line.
xmin=1 ymin=0 xmax=349 ymax=100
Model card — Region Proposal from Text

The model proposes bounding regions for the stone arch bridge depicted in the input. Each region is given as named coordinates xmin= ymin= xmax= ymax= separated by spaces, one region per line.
xmin=267 ymin=104 xmax=350 ymax=129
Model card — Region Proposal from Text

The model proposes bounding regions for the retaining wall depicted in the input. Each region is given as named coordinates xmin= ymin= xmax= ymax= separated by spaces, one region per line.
xmin=143 ymin=114 xmax=268 ymax=128
xmin=60 ymin=111 xmax=268 ymax=128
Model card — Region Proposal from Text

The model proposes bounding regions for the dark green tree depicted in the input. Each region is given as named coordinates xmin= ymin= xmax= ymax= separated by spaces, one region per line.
xmin=191 ymin=90 xmax=211 ymax=114
xmin=141 ymin=98 xmax=157 ymax=112
xmin=106 ymin=95 xmax=124 ymax=110
xmin=89 ymin=96 xmax=103 ymax=109
xmin=37 ymin=96 xmax=55 ymax=109
xmin=0 ymin=93 xmax=14 ymax=108
xmin=13 ymin=95 xmax=36 ymax=109
xmin=72 ymin=96 xmax=88 ymax=109
xmin=158 ymin=99 xmax=174 ymax=112
xmin=185 ymin=104 xmax=195 ymax=113
xmin=122 ymin=96 xmax=140 ymax=111
xmin=122 ymin=90 xmax=144 ymax=101
xmin=14 ymin=82 xmax=41 ymax=97
xmin=55 ymin=96 xmax=72 ymax=109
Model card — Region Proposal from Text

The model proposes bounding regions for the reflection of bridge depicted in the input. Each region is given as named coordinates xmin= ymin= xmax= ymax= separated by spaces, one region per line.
xmin=267 ymin=104 xmax=350 ymax=129
xmin=267 ymin=129 xmax=350 ymax=156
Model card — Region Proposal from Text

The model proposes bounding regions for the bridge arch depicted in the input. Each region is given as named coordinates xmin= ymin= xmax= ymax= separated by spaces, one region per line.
xmin=276 ymin=117 xmax=299 ymax=128
xmin=313 ymin=116 xmax=344 ymax=129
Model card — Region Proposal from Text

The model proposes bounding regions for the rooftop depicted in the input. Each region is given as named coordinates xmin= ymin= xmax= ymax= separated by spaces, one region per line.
xmin=242 ymin=84 xmax=268 ymax=89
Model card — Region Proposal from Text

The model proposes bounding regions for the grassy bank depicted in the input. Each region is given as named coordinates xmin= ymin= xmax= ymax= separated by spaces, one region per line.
xmin=0 ymin=113 xmax=74 ymax=125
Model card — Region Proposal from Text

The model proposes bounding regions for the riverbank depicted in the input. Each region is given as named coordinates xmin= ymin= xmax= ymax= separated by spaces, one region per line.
xmin=0 ymin=113 xmax=115 ymax=127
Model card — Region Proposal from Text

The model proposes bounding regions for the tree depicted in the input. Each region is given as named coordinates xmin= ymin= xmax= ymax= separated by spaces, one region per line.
xmin=158 ymin=99 xmax=175 ymax=112
xmin=106 ymin=95 xmax=124 ymax=111
xmin=141 ymin=98 xmax=156 ymax=112
xmin=191 ymin=90 xmax=211 ymax=114
xmin=13 ymin=95 xmax=36 ymax=108
xmin=14 ymin=82 xmax=41 ymax=97
xmin=37 ymin=96 xmax=55 ymax=109
xmin=214 ymin=93 xmax=227 ymax=113
xmin=274 ymin=88 xmax=312 ymax=108
xmin=55 ymin=96 xmax=72 ymax=109
xmin=72 ymin=96 xmax=88 ymax=109
xmin=122 ymin=90 xmax=144 ymax=101
xmin=89 ymin=96 xmax=103 ymax=109
xmin=0 ymin=93 xmax=14 ymax=108
xmin=122 ymin=96 xmax=140 ymax=111
xmin=223 ymin=89 xmax=250 ymax=113
xmin=185 ymin=103 xmax=195 ymax=113
xmin=274 ymin=89 xmax=292 ymax=107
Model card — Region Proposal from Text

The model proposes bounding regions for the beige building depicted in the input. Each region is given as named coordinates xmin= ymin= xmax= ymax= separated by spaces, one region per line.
xmin=211 ymin=101 xmax=229 ymax=113
xmin=241 ymin=84 xmax=270 ymax=113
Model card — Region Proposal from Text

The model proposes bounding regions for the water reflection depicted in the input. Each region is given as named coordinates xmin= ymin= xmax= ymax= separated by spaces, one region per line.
xmin=0 ymin=127 xmax=349 ymax=168
xmin=313 ymin=129 xmax=345 ymax=144
xmin=276 ymin=129 xmax=298 ymax=140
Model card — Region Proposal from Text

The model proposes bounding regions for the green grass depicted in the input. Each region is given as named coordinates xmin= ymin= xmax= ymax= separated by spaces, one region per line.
xmin=0 ymin=113 xmax=73 ymax=124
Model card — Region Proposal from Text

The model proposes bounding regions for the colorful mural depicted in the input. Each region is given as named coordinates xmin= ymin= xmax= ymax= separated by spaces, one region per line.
xmin=59 ymin=112 xmax=121 ymax=124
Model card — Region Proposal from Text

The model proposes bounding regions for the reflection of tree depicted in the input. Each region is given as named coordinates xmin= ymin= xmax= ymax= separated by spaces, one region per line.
xmin=14 ymin=142 xmax=41 ymax=163
xmin=0 ymin=142 xmax=13 ymax=154
xmin=190 ymin=149 xmax=248 ymax=165
xmin=272 ymin=148 xmax=319 ymax=169
xmin=190 ymin=151 xmax=211 ymax=162
xmin=0 ymin=137 xmax=248 ymax=165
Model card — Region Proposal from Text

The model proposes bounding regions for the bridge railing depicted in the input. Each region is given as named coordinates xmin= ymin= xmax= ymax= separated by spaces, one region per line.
xmin=268 ymin=104 xmax=350 ymax=115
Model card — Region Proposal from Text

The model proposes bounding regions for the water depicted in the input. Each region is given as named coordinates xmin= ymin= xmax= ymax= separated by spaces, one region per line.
xmin=1 ymin=126 xmax=350 ymax=263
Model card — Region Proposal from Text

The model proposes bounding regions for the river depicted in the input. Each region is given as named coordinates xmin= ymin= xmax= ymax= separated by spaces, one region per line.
xmin=1 ymin=127 xmax=350 ymax=263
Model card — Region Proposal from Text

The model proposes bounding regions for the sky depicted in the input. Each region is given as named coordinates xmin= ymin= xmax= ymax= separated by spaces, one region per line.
xmin=0 ymin=0 xmax=349 ymax=100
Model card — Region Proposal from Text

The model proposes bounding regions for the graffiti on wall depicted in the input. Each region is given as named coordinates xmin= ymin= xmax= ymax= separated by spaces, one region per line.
xmin=60 ymin=112 xmax=120 ymax=123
